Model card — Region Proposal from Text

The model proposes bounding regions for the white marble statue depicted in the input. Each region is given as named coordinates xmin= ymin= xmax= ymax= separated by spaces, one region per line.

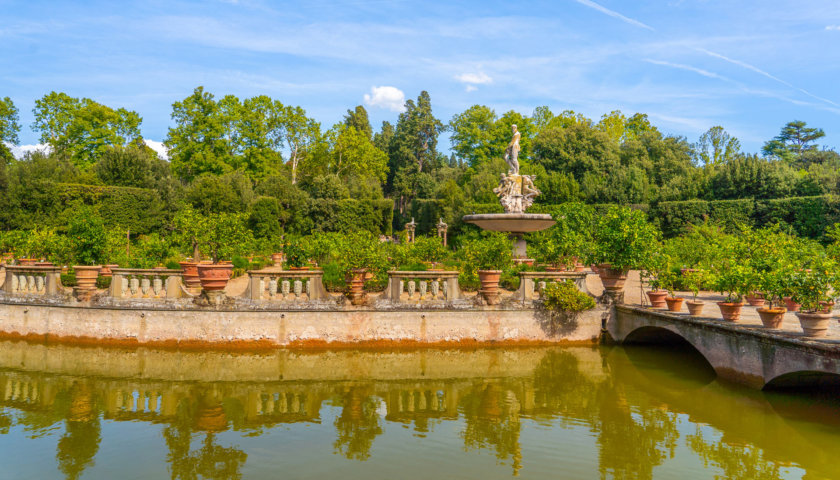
xmin=503 ymin=124 xmax=521 ymax=175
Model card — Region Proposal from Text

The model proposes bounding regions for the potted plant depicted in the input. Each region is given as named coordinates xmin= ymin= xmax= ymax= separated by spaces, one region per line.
xmin=791 ymin=261 xmax=836 ymax=337
xmin=337 ymin=232 xmax=384 ymax=305
xmin=592 ymin=206 xmax=659 ymax=293
xmin=179 ymin=259 xmax=202 ymax=291
xmin=642 ymin=251 xmax=669 ymax=308
xmin=683 ymin=268 xmax=707 ymax=316
xmin=755 ymin=269 xmax=787 ymax=329
xmin=712 ymin=263 xmax=751 ymax=322
xmin=68 ymin=207 xmax=107 ymax=296
xmin=460 ymin=233 xmax=513 ymax=305
xmin=661 ymin=269 xmax=684 ymax=313
xmin=283 ymin=240 xmax=309 ymax=270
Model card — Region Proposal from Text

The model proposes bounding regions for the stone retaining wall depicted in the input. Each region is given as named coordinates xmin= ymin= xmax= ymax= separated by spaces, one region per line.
xmin=0 ymin=300 xmax=604 ymax=348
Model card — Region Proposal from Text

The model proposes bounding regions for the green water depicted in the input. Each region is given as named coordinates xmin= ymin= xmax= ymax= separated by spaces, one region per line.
xmin=0 ymin=341 xmax=838 ymax=479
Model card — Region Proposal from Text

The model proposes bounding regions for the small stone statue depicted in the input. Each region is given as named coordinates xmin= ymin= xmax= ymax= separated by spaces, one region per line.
xmin=436 ymin=217 xmax=448 ymax=246
xmin=405 ymin=217 xmax=417 ymax=243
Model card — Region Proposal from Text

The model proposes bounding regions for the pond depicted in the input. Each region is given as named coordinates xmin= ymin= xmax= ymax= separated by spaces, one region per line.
xmin=0 ymin=340 xmax=838 ymax=479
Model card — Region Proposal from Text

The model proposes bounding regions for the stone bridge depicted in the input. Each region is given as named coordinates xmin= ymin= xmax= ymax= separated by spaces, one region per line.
xmin=607 ymin=305 xmax=840 ymax=389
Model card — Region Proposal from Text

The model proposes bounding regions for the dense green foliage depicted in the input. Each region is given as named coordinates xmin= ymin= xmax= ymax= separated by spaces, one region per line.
xmin=542 ymin=280 xmax=596 ymax=312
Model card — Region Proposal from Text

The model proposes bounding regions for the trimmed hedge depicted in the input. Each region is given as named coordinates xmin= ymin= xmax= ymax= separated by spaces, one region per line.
xmin=301 ymin=198 xmax=393 ymax=236
xmin=56 ymin=183 xmax=166 ymax=234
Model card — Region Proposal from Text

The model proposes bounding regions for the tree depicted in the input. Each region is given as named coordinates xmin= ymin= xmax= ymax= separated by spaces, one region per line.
xmin=281 ymin=105 xmax=320 ymax=184
xmin=94 ymin=144 xmax=170 ymax=188
xmin=695 ymin=126 xmax=740 ymax=166
xmin=343 ymin=105 xmax=372 ymax=139
xmin=388 ymin=91 xmax=444 ymax=177
xmin=0 ymin=97 xmax=21 ymax=146
xmin=165 ymin=87 xmax=238 ymax=181
xmin=448 ymin=105 xmax=497 ymax=166
xmin=324 ymin=124 xmax=388 ymax=182
xmin=596 ymin=110 xmax=627 ymax=144
xmin=762 ymin=120 xmax=825 ymax=160
xmin=32 ymin=92 xmax=142 ymax=168
xmin=231 ymin=95 xmax=285 ymax=177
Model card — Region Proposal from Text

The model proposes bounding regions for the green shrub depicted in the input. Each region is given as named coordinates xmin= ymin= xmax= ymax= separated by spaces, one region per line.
xmin=321 ymin=261 xmax=345 ymax=292
xmin=542 ymin=281 xmax=595 ymax=312
xmin=96 ymin=276 xmax=112 ymax=289
xmin=60 ymin=273 xmax=77 ymax=287
xmin=232 ymin=255 xmax=249 ymax=270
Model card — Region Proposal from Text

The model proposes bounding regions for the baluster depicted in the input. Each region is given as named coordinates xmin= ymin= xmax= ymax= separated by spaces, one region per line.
xmin=267 ymin=277 xmax=276 ymax=298
xmin=407 ymin=280 xmax=416 ymax=298
xmin=141 ymin=277 xmax=151 ymax=296
xmin=129 ymin=278 xmax=140 ymax=296
xmin=293 ymin=280 xmax=302 ymax=298
xmin=419 ymin=280 xmax=427 ymax=299
xmin=281 ymin=280 xmax=290 ymax=297
xmin=431 ymin=280 xmax=440 ymax=297
xmin=35 ymin=276 xmax=44 ymax=293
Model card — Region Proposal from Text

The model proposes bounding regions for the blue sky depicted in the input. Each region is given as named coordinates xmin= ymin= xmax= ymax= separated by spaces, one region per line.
xmin=2 ymin=0 xmax=839 ymax=157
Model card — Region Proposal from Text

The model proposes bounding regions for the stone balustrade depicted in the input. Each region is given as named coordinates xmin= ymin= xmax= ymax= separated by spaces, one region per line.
xmin=244 ymin=269 xmax=329 ymax=302
xmin=516 ymin=271 xmax=589 ymax=302
xmin=109 ymin=268 xmax=184 ymax=299
xmin=2 ymin=265 xmax=63 ymax=296
xmin=383 ymin=270 xmax=461 ymax=304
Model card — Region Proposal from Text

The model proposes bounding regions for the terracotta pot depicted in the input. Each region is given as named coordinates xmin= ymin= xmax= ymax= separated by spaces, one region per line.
xmin=289 ymin=266 xmax=309 ymax=271
xmin=271 ymin=253 xmax=283 ymax=267
xmin=597 ymin=264 xmax=628 ymax=292
xmin=783 ymin=296 xmax=801 ymax=312
xmin=574 ymin=264 xmax=586 ymax=272
xmin=717 ymin=302 xmax=744 ymax=322
xmin=17 ymin=258 xmax=37 ymax=266
xmin=478 ymin=270 xmax=502 ymax=305
xmin=745 ymin=292 xmax=765 ymax=307
xmin=195 ymin=403 xmax=228 ymax=433
xmin=34 ymin=262 xmax=54 ymax=267
xmin=99 ymin=264 xmax=119 ymax=278
xmin=179 ymin=262 xmax=201 ymax=290
xmin=545 ymin=266 xmax=562 ymax=272
xmin=665 ymin=297 xmax=684 ymax=312
xmin=686 ymin=300 xmax=705 ymax=317
xmin=795 ymin=311 xmax=832 ymax=337
xmin=646 ymin=290 xmax=668 ymax=308
xmin=74 ymin=265 xmax=101 ymax=291
xmin=757 ymin=307 xmax=786 ymax=329
xmin=819 ymin=301 xmax=835 ymax=314
xmin=196 ymin=263 xmax=233 ymax=292
xmin=347 ymin=268 xmax=367 ymax=305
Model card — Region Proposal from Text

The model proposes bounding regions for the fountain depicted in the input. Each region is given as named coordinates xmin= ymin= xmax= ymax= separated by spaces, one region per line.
xmin=462 ymin=125 xmax=555 ymax=262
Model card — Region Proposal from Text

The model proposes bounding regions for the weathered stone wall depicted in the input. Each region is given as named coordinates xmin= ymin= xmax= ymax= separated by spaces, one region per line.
xmin=0 ymin=300 xmax=604 ymax=348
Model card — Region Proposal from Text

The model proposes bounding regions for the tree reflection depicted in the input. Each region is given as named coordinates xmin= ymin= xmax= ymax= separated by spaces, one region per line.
xmin=56 ymin=382 xmax=101 ymax=480
xmin=163 ymin=388 xmax=248 ymax=480
xmin=687 ymin=427 xmax=783 ymax=480
xmin=461 ymin=382 xmax=523 ymax=476
xmin=333 ymin=386 xmax=383 ymax=461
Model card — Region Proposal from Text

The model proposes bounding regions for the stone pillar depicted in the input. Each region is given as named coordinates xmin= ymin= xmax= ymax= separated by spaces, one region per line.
xmin=165 ymin=276 xmax=183 ymax=298
xmin=405 ymin=217 xmax=417 ymax=243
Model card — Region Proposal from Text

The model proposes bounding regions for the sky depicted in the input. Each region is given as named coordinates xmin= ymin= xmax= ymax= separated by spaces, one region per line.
xmin=2 ymin=0 xmax=840 ymax=158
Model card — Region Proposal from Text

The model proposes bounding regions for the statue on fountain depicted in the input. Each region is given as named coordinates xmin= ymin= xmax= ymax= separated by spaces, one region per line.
xmin=494 ymin=125 xmax=540 ymax=214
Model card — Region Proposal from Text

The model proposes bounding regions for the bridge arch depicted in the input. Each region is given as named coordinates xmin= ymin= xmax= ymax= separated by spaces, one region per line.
xmin=622 ymin=326 xmax=716 ymax=376
xmin=764 ymin=371 xmax=840 ymax=392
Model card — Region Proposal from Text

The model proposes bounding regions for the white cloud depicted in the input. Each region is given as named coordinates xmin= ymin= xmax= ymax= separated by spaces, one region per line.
xmin=826 ymin=25 xmax=840 ymax=30
xmin=455 ymin=72 xmax=492 ymax=84
xmin=572 ymin=0 xmax=655 ymax=31
xmin=5 ymin=142 xmax=50 ymax=159
xmin=363 ymin=86 xmax=406 ymax=112
xmin=144 ymin=139 xmax=169 ymax=159
xmin=465 ymin=85 xmax=478 ymax=93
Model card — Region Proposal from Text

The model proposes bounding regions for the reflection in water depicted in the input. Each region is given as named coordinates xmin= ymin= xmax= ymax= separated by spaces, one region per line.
xmin=0 ymin=342 xmax=838 ymax=479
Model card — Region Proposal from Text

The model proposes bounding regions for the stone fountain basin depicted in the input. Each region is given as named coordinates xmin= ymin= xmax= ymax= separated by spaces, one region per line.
xmin=462 ymin=213 xmax=556 ymax=233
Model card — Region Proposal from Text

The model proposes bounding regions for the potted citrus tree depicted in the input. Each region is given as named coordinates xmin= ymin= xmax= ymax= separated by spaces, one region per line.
xmin=755 ymin=268 xmax=788 ymax=329
xmin=791 ymin=260 xmax=836 ymax=337
xmin=68 ymin=207 xmax=107 ymax=296
xmin=711 ymin=263 xmax=751 ymax=322
xmin=337 ymin=232 xmax=384 ymax=305
xmin=641 ymin=250 xmax=669 ymax=308
xmin=459 ymin=233 xmax=513 ymax=305
xmin=592 ymin=206 xmax=659 ymax=293
xmin=683 ymin=268 xmax=707 ymax=316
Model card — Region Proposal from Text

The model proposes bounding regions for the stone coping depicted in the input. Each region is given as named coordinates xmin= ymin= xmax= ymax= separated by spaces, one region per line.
xmin=616 ymin=304 xmax=840 ymax=354
xmin=387 ymin=270 xmax=459 ymax=278
xmin=4 ymin=265 xmax=62 ymax=273
xmin=247 ymin=269 xmax=324 ymax=277
xmin=462 ymin=213 xmax=556 ymax=233
xmin=519 ymin=271 xmax=587 ymax=278
xmin=111 ymin=268 xmax=182 ymax=276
